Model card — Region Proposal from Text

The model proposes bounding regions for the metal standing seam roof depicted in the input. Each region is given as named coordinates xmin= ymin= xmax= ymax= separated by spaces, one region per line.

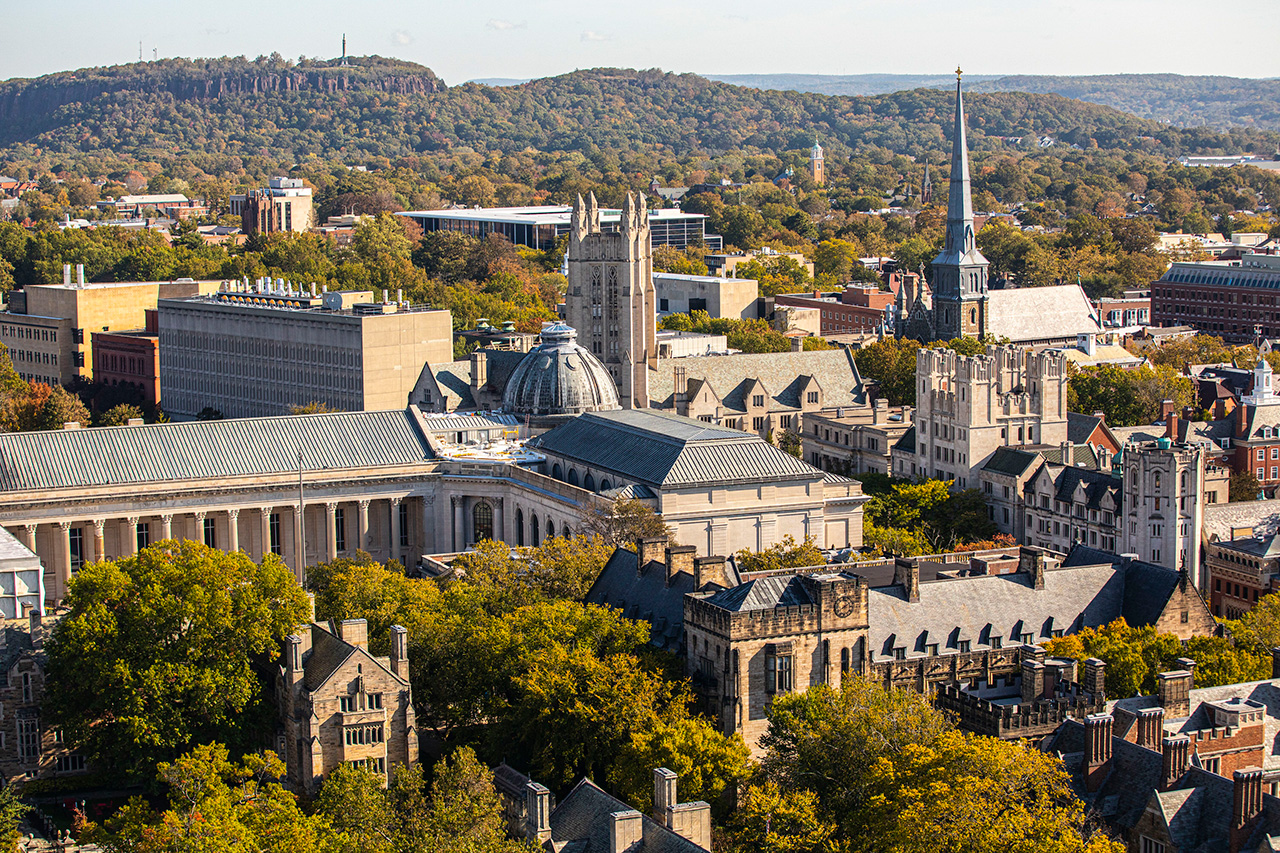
xmin=699 ymin=573 xmax=817 ymax=612
xmin=528 ymin=409 xmax=821 ymax=488
xmin=0 ymin=408 xmax=434 ymax=493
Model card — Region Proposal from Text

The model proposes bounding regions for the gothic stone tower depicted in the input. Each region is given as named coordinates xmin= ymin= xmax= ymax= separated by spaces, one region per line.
xmin=810 ymin=140 xmax=826 ymax=186
xmin=564 ymin=192 xmax=657 ymax=409
xmin=931 ymin=69 xmax=989 ymax=341
xmin=1121 ymin=440 xmax=1205 ymax=588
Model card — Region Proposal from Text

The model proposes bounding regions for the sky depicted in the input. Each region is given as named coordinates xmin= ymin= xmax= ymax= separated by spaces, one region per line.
xmin=3 ymin=0 xmax=1274 ymax=84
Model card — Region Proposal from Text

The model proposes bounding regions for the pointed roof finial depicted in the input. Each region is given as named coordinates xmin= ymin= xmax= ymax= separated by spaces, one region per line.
xmin=956 ymin=65 xmax=963 ymax=81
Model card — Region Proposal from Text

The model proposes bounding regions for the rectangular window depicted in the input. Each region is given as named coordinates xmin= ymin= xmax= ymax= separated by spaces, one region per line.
xmin=957 ymin=640 xmax=970 ymax=653
xmin=68 ymin=527 xmax=83 ymax=571
xmin=807 ymin=391 xmax=819 ymax=404
xmin=752 ymin=417 xmax=764 ymax=430
xmin=55 ymin=754 xmax=86 ymax=773
xmin=17 ymin=718 xmax=38 ymax=762
xmin=1141 ymin=837 xmax=1166 ymax=853
xmin=136 ymin=522 xmax=150 ymax=551
xmin=335 ymin=507 xmax=346 ymax=551
xmin=765 ymin=650 xmax=793 ymax=693
xmin=21 ymin=672 xmax=31 ymax=704
xmin=398 ymin=504 xmax=409 ymax=548
xmin=203 ymin=518 xmax=216 ymax=548
xmin=270 ymin=513 xmax=282 ymax=555
xmin=752 ymin=394 xmax=764 ymax=407
xmin=340 ymin=696 xmax=357 ymax=713
xmin=367 ymin=692 xmax=383 ymax=710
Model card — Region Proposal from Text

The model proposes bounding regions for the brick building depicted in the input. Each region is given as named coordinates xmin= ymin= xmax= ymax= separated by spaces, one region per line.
xmin=1205 ymin=531 xmax=1280 ymax=619
xmin=1150 ymin=250 xmax=1280 ymax=342
xmin=276 ymin=617 xmax=417 ymax=794
xmin=774 ymin=285 xmax=894 ymax=336
xmin=91 ymin=309 xmax=160 ymax=407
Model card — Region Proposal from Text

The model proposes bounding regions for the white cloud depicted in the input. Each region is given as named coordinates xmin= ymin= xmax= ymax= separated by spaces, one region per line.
xmin=487 ymin=19 xmax=527 ymax=31
xmin=391 ymin=30 xmax=414 ymax=46
xmin=580 ymin=30 xmax=610 ymax=42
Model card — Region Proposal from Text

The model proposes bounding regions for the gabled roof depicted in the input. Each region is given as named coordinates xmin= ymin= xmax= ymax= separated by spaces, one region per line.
xmin=301 ymin=621 xmax=408 ymax=693
xmin=1060 ymin=546 xmax=1184 ymax=628
xmin=893 ymin=425 xmax=916 ymax=454
xmin=982 ymin=446 xmax=1042 ymax=478
xmin=529 ymin=410 xmax=821 ymax=489
xmin=1051 ymin=466 xmax=1121 ymax=511
xmin=584 ymin=548 xmax=701 ymax=653
xmin=986 ymin=285 xmax=1100 ymax=344
xmin=0 ymin=408 xmax=435 ymax=493
xmin=549 ymin=778 xmax=705 ymax=853
xmin=648 ymin=349 xmax=866 ymax=412
xmin=697 ymin=573 xmax=821 ymax=612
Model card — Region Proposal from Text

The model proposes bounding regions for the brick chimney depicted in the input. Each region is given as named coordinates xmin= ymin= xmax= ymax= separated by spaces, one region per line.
xmin=1018 ymin=546 xmax=1047 ymax=590
xmin=693 ymin=555 xmax=729 ymax=590
xmin=1231 ymin=768 xmax=1265 ymax=853
xmin=1083 ymin=658 xmax=1106 ymax=699
xmin=1161 ymin=734 xmax=1190 ymax=791
xmin=1136 ymin=707 xmax=1166 ymax=750
xmin=1084 ymin=713 xmax=1114 ymax=792
xmin=893 ymin=557 xmax=919 ymax=602
xmin=637 ymin=537 xmax=666 ymax=571
xmin=524 ymin=782 xmax=552 ymax=845
xmin=389 ymin=624 xmax=409 ymax=681
xmin=1157 ymin=670 xmax=1193 ymax=718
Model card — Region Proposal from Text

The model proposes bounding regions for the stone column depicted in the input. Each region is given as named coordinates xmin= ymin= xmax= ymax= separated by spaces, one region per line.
xmin=493 ymin=497 xmax=505 ymax=545
xmin=193 ymin=511 xmax=207 ymax=546
xmin=159 ymin=514 xmax=173 ymax=541
xmin=19 ymin=524 xmax=36 ymax=553
xmin=290 ymin=505 xmax=304 ymax=584
xmin=450 ymin=496 xmax=463 ymax=552
xmin=325 ymin=502 xmax=338 ymax=561
xmin=227 ymin=509 xmax=240 ymax=553
xmin=91 ymin=519 xmax=105 ymax=563
xmin=259 ymin=508 xmax=272 ymax=560
xmin=56 ymin=521 xmax=72 ymax=600
xmin=124 ymin=517 xmax=139 ymax=555
xmin=420 ymin=494 xmax=436 ymax=554
xmin=391 ymin=497 xmax=403 ymax=559
xmin=357 ymin=500 xmax=370 ymax=551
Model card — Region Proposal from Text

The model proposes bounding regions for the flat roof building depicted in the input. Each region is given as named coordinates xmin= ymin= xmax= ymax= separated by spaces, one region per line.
xmin=397 ymin=205 xmax=722 ymax=252
xmin=1151 ymin=251 xmax=1280 ymax=342
xmin=0 ymin=266 xmax=221 ymax=386
xmin=158 ymin=281 xmax=452 ymax=419
xmin=654 ymin=272 xmax=757 ymax=320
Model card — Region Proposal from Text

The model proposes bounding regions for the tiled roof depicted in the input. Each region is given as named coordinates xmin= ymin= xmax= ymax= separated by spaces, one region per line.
xmin=549 ymin=779 xmax=705 ymax=853
xmin=302 ymin=625 xmax=356 ymax=692
xmin=584 ymin=548 xmax=696 ymax=653
xmin=0 ymin=408 xmax=434 ymax=493
xmin=1049 ymin=466 xmax=1121 ymax=511
xmin=982 ymin=446 xmax=1042 ymax=478
xmin=529 ymin=410 xmax=820 ymax=488
xmin=648 ymin=349 xmax=866 ymax=413
xmin=986 ymin=284 xmax=1100 ymax=343
xmin=1060 ymin=547 xmax=1182 ymax=628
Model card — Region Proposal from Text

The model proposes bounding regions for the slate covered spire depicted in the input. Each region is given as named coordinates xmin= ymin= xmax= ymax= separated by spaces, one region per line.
xmin=943 ymin=68 xmax=977 ymax=260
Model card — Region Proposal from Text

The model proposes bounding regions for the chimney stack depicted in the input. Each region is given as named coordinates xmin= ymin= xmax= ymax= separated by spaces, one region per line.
xmin=1083 ymin=658 xmax=1106 ymax=699
xmin=1176 ymin=657 xmax=1197 ymax=690
xmin=608 ymin=810 xmax=643 ymax=853
xmin=524 ymin=783 xmax=552 ymax=845
xmin=1084 ymin=713 xmax=1114 ymax=792
xmin=1021 ymin=660 xmax=1046 ymax=704
xmin=1157 ymin=670 xmax=1193 ymax=718
xmin=1161 ymin=735 xmax=1190 ymax=791
xmin=693 ymin=555 xmax=729 ymax=590
xmin=636 ymin=537 xmax=666 ymax=572
xmin=1231 ymin=768 xmax=1265 ymax=853
xmin=790 ymin=336 xmax=803 ymax=352
xmin=76 ymin=264 xmax=85 ymax=287
xmin=333 ymin=618 xmax=368 ymax=650
xmin=893 ymin=557 xmax=920 ymax=602
xmin=284 ymin=635 xmax=303 ymax=684
xmin=1136 ymin=707 xmax=1166 ymax=750
xmin=653 ymin=768 xmax=677 ymax=822
xmin=664 ymin=545 xmax=696 ymax=587
xmin=63 ymin=264 xmax=71 ymax=286
xmin=389 ymin=624 xmax=409 ymax=680
xmin=1019 ymin=546 xmax=1048 ymax=590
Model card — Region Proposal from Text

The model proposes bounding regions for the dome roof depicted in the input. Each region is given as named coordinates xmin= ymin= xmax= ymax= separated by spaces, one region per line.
xmin=502 ymin=324 xmax=620 ymax=418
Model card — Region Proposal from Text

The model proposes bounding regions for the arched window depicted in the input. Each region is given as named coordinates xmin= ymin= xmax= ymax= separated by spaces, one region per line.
xmin=531 ymin=513 xmax=540 ymax=547
xmin=568 ymin=469 xmax=579 ymax=487
xmin=515 ymin=509 xmax=524 ymax=547
xmin=562 ymin=523 xmax=571 ymax=539
xmin=472 ymin=502 xmax=493 ymax=544
xmin=840 ymin=647 xmax=850 ymax=673
xmin=583 ymin=473 xmax=595 ymax=491
xmin=1154 ymin=472 xmax=1162 ymax=491
xmin=600 ymin=479 xmax=612 ymax=492
xmin=552 ymin=463 xmax=563 ymax=480
xmin=546 ymin=518 xmax=555 ymax=541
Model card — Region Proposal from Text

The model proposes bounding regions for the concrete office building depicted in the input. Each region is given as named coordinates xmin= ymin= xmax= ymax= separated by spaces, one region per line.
xmin=398 ymin=205 xmax=722 ymax=252
xmin=0 ymin=266 xmax=220 ymax=386
xmin=158 ymin=281 xmax=452 ymax=419
xmin=654 ymin=272 xmax=758 ymax=320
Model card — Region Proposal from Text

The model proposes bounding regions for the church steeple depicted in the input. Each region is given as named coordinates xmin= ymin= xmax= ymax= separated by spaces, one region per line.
xmin=929 ymin=67 xmax=989 ymax=341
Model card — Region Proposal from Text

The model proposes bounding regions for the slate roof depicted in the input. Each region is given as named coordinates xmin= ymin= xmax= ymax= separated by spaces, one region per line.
xmin=648 ymin=349 xmax=866 ymax=413
xmin=584 ymin=548 xmax=704 ymax=653
xmin=868 ymin=561 xmax=1126 ymax=661
xmin=893 ymin=425 xmax=915 ymax=454
xmin=982 ymin=446 xmax=1042 ymax=478
xmin=1067 ymin=411 xmax=1105 ymax=445
xmin=1061 ymin=546 xmax=1187 ymax=629
xmin=0 ymin=408 xmax=435 ymax=493
xmin=1041 ymin=443 xmax=1101 ymax=469
xmin=697 ymin=573 xmax=836 ymax=612
xmin=986 ymin=284 xmax=1100 ymax=344
xmin=1049 ymin=466 xmax=1121 ymax=511
xmin=549 ymin=778 xmax=705 ymax=853
xmin=529 ymin=410 xmax=821 ymax=488
xmin=300 ymin=621 xmax=408 ymax=693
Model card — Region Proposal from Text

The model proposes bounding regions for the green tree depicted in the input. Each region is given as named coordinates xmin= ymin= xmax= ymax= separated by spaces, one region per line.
xmin=610 ymin=717 xmax=750 ymax=817
xmin=0 ymin=785 xmax=28 ymax=851
xmin=90 ymin=744 xmax=338 ymax=853
xmin=1230 ymin=470 xmax=1263 ymax=502
xmin=854 ymin=337 xmax=921 ymax=405
xmin=1044 ymin=619 xmax=1183 ymax=698
xmin=45 ymin=542 xmax=310 ymax=780
xmin=450 ymin=535 xmax=614 ymax=601
xmin=723 ymin=781 xmax=839 ymax=853
xmin=96 ymin=403 xmax=145 ymax=426
xmin=736 ymin=535 xmax=823 ymax=573
xmin=580 ymin=496 xmax=673 ymax=547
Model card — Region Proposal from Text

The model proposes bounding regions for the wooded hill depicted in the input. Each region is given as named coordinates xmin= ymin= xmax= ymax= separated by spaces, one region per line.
xmin=709 ymin=73 xmax=1280 ymax=132
xmin=0 ymin=57 xmax=1275 ymax=175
